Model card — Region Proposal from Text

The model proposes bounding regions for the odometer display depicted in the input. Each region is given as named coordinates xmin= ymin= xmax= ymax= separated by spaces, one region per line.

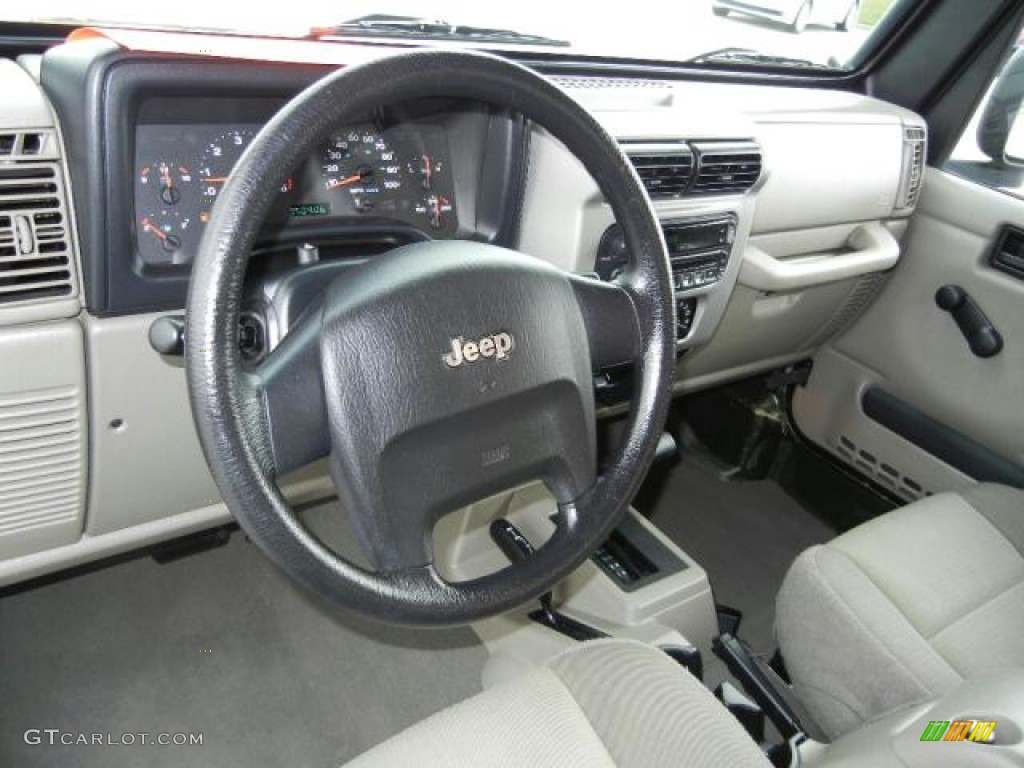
xmin=289 ymin=203 xmax=330 ymax=218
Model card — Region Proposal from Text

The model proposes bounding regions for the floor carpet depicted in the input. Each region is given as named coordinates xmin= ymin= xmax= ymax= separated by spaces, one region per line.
xmin=645 ymin=446 xmax=836 ymax=657
xmin=0 ymin=502 xmax=486 ymax=768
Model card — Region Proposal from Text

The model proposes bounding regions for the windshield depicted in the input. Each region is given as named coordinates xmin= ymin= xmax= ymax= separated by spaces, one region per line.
xmin=4 ymin=0 xmax=903 ymax=69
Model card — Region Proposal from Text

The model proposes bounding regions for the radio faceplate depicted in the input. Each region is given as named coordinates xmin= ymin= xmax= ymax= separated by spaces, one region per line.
xmin=595 ymin=213 xmax=736 ymax=340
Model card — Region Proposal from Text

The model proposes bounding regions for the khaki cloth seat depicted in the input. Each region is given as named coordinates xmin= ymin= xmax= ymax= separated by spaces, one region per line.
xmin=344 ymin=639 xmax=771 ymax=768
xmin=776 ymin=483 xmax=1024 ymax=740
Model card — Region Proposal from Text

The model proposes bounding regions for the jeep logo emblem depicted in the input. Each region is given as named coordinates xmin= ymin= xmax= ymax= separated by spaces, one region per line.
xmin=443 ymin=332 xmax=515 ymax=369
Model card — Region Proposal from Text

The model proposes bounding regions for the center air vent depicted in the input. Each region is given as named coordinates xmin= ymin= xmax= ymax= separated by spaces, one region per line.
xmin=623 ymin=143 xmax=695 ymax=200
xmin=0 ymin=164 xmax=73 ymax=305
xmin=690 ymin=141 xmax=763 ymax=195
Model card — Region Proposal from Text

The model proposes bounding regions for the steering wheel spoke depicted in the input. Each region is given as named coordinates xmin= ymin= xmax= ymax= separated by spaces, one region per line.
xmin=568 ymin=273 xmax=643 ymax=370
xmin=253 ymin=310 xmax=330 ymax=477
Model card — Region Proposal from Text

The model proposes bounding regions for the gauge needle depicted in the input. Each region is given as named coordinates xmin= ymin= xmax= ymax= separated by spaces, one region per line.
xmin=329 ymin=166 xmax=374 ymax=189
xmin=205 ymin=177 xmax=229 ymax=184
xmin=141 ymin=218 xmax=168 ymax=242
xmin=421 ymin=155 xmax=432 ymax=188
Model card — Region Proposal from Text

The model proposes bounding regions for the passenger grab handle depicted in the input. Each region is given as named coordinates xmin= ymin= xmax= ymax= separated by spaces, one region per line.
xmin=739 ymin=221 xmax=900 ymax=293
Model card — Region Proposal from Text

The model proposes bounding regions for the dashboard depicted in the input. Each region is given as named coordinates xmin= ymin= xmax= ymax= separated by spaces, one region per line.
xmin=0 ymin=37 xmax=930 ymax=586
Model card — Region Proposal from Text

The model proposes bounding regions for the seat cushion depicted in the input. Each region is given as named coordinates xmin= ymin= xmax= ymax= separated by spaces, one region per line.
xmin=343 ymin=639 xmax=770 ymax=767
xmin=776 ymin=483 xmax=1024 ymax=741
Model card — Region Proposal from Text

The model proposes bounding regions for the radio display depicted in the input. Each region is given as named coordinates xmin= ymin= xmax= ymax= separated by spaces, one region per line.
xmin=663 ymin=221 xmax=731 ymax=256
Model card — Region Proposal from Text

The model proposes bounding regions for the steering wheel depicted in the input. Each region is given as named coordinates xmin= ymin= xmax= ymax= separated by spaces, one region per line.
xmin=186 ymin=50 xmax=676 ymax=626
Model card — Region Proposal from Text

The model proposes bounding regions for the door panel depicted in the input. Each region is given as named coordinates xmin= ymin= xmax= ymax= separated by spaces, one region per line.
xmin=793 ymin=168 xmax=1024 ymax=500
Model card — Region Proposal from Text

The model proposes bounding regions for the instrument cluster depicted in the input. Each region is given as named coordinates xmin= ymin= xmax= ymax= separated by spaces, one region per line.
xmin=133 ymin=121 xmax=457 ymax=267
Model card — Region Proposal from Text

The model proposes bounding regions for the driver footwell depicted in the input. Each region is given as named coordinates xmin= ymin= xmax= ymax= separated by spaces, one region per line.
xmin=0 ymin=503 xmax=486 ymax=768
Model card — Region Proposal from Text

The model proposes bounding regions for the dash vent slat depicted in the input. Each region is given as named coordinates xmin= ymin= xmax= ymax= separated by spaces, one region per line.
xmin=897 ymin=123 xmax=927 ymax=212
xmin=0 ymin=162 xmax=73 ymax=305
xmin=622 ymin=143 xmax=695 ymax=200
xmin=0 ymin=131 xmax=54 ymax=162
xmin=691 ymin=141 xmax=763 ymax=195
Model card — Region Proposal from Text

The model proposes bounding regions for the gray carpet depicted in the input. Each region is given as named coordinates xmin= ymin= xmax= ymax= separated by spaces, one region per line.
xmin=646 ymin=447 xmax=835 ymax=657
xmin=0 ymin=501 xmax=486 ymax=768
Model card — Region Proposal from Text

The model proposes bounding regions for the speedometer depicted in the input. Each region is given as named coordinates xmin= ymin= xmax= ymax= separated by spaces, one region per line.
xmin=321 ymin=128 xmax=403 ymax=214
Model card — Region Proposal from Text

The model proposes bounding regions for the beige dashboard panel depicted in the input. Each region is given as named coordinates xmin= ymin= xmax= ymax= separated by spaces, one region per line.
xmin=83 ymin=312 xmax=223 ymax=535
xmin=678 ymin=275 xmax=866 ymax=386
xmin=0 ymin=320 xmax=86 ymax=559
xmin=752 ymin=121 xmax=904 ymax=233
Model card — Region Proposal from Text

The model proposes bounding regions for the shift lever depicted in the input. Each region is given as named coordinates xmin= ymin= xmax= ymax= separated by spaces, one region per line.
xmin=488 ymin=518 xmax=606 ymax=641
xmin=488 ymin=519 xmax=557 ymax=624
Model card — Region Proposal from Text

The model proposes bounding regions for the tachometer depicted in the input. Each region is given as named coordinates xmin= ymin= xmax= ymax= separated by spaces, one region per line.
xmin=321 ymin=128 xmax=403 ymax=214
xmin=198 ymin=128 xmax=256 ymax=220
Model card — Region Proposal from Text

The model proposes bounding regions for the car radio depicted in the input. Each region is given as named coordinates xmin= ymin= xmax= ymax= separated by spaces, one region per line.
xmin=595 ymin=213 xmax=736 ymax=339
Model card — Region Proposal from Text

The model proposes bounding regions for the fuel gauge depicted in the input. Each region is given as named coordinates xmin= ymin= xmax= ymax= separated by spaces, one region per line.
xmin=139 ymin=162 xmax=195 ymax=207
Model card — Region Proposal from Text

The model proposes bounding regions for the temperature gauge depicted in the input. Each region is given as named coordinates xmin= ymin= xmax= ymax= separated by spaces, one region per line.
xmin=138 ymin=209 xmax=193 ymax=265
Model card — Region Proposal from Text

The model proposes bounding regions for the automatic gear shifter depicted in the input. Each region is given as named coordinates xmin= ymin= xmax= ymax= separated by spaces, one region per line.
xmin=489 ymin=519 xmax=558 ymax=624
xmin=488 ymin=518 xmax=607 ymax=641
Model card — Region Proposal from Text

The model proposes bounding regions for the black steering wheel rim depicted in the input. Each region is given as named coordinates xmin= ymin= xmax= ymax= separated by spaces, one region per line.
xmin=186 ymin=49 xmax=676 ymax=626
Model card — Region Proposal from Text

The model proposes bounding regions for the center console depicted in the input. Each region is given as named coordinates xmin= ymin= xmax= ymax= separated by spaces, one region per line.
xmin=435 ymin=482 xmax=719 ymax=688
xmin=596 ymin=213 xmax=737 ymax=343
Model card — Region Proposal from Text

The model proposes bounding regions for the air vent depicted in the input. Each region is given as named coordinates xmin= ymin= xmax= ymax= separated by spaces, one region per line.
xmin=0 ymin=163 xmax=73 ymax=305
xmin=897 ymin=123 xmax=927 ymax=212
xmin=0 ymin=386 xmax=83 ymax=538
xmin=0 ymin=131 xmax=54 ymax=161
xmin=690 ymin=142 xmax=762 ymax=195
xmin=623 ymin=143 xmax=695 ymax=200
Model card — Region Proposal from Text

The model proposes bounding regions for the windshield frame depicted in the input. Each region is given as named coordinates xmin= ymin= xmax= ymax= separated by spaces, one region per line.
xmin=0 ymin=0 xmax=926 ymax=86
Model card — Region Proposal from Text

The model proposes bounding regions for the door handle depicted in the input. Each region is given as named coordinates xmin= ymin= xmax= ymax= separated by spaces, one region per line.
xmin=935 ymin=285 xmax=1003 ymax=358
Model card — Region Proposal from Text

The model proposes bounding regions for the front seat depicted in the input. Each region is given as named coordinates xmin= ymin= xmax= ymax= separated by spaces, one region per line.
xmin=344 ymin=639 xmax=771 ymax=767
xmin=776 ymin=482 xmax=1024 ymax=741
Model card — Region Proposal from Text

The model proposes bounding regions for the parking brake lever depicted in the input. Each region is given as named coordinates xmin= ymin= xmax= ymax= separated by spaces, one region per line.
xmin=489 ymin=518 xmax=606 ymax=641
